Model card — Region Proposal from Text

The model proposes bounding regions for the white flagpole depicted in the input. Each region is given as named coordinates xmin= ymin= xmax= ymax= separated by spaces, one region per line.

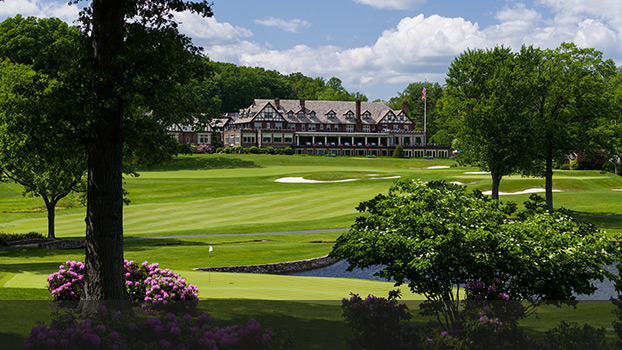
xmin=208 ymin=245 xmax=213 ymax=283
xmin=423 ymin=81 xmax=427 ymax=144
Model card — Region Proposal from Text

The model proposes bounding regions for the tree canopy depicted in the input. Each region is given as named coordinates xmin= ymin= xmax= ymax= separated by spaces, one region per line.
xmin=527 ymin=43 xmax=616 ymax=210
xmin=331 ymin=180 xmax=615 ymax=328
xmin=0 ymin=15 xmax=88 ymax=239
xmin=441 ymin=46 xmax=537 ymax=199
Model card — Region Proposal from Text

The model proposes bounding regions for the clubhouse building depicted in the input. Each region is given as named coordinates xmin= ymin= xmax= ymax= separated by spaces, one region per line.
xmin=220 ymin=98 xmax=450 ymax=158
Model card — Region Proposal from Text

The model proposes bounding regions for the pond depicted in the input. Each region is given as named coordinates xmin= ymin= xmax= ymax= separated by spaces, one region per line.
xmin=287 ymin=261 xmax=618 ymax=301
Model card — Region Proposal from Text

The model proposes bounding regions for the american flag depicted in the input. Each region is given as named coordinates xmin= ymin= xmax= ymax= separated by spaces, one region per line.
xmin=422 ymin=83 xmax=426 ymax=101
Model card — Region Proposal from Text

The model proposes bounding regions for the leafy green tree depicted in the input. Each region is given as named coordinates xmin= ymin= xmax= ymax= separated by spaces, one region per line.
xmin=527 ymin=43 xmax=615 ymax=210
xmin=0 ymin=16 xmax=88 ymax=239
xmin=331 ymin=180 xmax=615 ymax=328
xmin=69 ymin=0 xmax=214 ymax=310
xmin=441 ymin=46 xmax=537 ymax=199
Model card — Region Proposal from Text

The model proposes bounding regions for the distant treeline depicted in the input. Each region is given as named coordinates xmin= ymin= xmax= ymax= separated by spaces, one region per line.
xmin=208 ymin=61 xmax=368 ymax=113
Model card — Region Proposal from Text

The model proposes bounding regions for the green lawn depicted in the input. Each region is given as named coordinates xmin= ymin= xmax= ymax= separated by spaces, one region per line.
xmin=1 ymin=154 xmax=622 ymax=349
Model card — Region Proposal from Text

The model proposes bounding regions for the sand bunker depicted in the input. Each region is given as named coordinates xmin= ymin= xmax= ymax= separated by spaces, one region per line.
xmin=426 ymin=166 xmax=450 ymax=169
xmin=464 ymin=171 xmax=490 ymax=174
xmin=274 ymin=177 xmax=358 ymax=183
xmin=371 ymin=176 xmax=401 ymax=180
xmin=482 ymin=188 xmax=561 ymax=196
xmin=613 ymin=189 xmax=622 ymax=191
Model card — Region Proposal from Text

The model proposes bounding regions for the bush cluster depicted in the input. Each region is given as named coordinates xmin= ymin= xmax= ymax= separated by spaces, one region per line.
xmin=215 ymin=146 xmax=294 ymax=155
xmin=190 ymin=143 xmax=213 ymax=154
xmin=0 ymin=231 xmax=45 ymax=245
xmin=343 ymin=289 xmax=613 ymax=350
xmin=47 ymin=260 xmax=198 ymax=309
xmin=26 ymin=305 xmax=289 ymax=350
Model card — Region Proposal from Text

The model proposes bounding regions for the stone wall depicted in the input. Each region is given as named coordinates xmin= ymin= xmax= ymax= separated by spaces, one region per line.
xmin=194 ymin=255 xmax=338 ymax=275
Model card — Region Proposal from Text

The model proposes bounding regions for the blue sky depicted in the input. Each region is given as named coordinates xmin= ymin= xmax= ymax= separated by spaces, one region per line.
xmin=2 ymin=0 xmax=622 ymax=101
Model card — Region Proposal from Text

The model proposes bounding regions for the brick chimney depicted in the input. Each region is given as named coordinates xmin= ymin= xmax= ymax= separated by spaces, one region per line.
xmin=355 ymin=99 xmax=362 ymax=132
xmin=402 ymin=101 xmax=408 ymax=116
xmin=274 ymin=97 xmax=280 ymax=110
xmin=300 ymin=99 xmax=305 ymax=112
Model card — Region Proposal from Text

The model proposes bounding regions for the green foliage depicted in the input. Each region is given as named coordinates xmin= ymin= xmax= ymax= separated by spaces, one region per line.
xmin=0 ymin=16 xmax=88 ymax=239
xmin=392 ymin=145 xmax=404 ymax=158
xmin=570 ymin=159 xmax=580 ymax=170
xmin=209 ymin=62 xmax=367 ymax=112
xmin=545 ymin=321 xmax=614 ymax=350
xmin=387 ymin=81 xmax=444 ymax=136
xmin=283 ymin=147 xmax=294 ymax=155
xmin=331 ymin=180 xmax=616 ymax=327
xmin=0 ymin=232 xmax=45 ymax=245
xmin=441 ymin=46 xmax=537 ymax=199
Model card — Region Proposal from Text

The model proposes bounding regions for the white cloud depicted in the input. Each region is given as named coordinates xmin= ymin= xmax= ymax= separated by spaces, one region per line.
xmin=176 ymin=13 xmax=252 ymax=46
xmin=0 ymin=0 xmax=80 ymax=24
xmin=353 ymin=0 xmax=426 ymax=11
xmin=253 ymin=17 xmax=310 ymax=33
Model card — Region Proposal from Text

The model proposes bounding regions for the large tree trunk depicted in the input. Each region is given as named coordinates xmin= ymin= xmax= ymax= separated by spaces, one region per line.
xmin=43 ymin=198 xmax=56 ymax=240
xmin=545 ymin=152 xmax=554 ymax=212
xmin=490 ymin=171 xmax=502 ymax=200
xmin=80 ymin=0 xmax=129 ymax=313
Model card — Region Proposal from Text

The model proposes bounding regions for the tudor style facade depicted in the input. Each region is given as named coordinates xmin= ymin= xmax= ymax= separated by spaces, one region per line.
xmin=221 ymin=98 xmax=450 ymax=158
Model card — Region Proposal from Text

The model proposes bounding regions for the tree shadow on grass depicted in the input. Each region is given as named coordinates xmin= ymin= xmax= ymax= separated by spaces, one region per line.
xmin=197 ymin=300 xmax=350 ymax=350
xmin=141 ymin=156 xmax=262 ymax=171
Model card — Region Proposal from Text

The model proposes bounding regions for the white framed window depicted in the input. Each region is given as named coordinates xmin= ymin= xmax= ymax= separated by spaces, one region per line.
xmin=266 ymin=122 xmax=271 ymax=129
xmin=346 ymin=125 xmax=354 ymax=132
xmin=262 ymin=133 xmax=272 ymax=143
xmin=308 ymin=124 xmax=316 ymax=131
xmin=275 ymin=123 xmax=283 ymax=130
xmin=254 ymin=122 xmax=262 ymax=129
xmin=301 ymin=124 xmax=306 ymax=131
xmin=170 ymin=133 xmax=179 ymax=142
xmin=197 ymin=133 xmax=211 ymax=145
xmin=273 ymin=133 xmax=283 ymax=143
xmin=363 ymin=125 xmax=370 ymax=133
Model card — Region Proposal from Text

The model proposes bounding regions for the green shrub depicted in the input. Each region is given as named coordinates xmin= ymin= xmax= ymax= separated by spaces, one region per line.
xmin=560 ymin=163 xmax=570 ymax=170
xmin=283 ymin=147 xmax=294 ymax=155
xmin=546 ymin=321 xmax=613 ymax=350
xmin=392 ymin=145 xmax=404 ymax=158
xmin=570 ymin=159 xmax=579 ymax=170
xmin=215 ymin=147 xmax=223 ymax=153
xmin=265 ymin=146 xmax=276 ymax=155
xmin=0 ymin=232 xmax=46 ymax=245
xmin=249 ymin=146 xmax=260 ymax=154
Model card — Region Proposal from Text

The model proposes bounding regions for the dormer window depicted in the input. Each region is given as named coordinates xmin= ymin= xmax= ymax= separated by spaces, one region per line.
xmin=288 ymin=112 xmax=294 ymax=119
xmin=310 ymin=111 xmax=316 ymax=119
xmin=328 ymin=111 xmax=337 ymax=119
xmin=363 ymin=112 xmax=371 ymax=120
xmin=297 ymin=111 xmax=305 ymax=118
xmin=345 ymin=112 xmax=354 ymax=120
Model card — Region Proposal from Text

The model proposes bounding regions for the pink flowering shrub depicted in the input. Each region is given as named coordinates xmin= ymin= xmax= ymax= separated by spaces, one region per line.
xmin=25 ymin=305 xmax=289 ymax=349
xmin=47 ymin=261 xmax=85 ymax=300
xmin=48 ymin=260 xmax=198 ymax=309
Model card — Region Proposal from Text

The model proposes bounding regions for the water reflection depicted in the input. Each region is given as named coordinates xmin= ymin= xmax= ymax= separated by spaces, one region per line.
xmin=287 ymin=261 xmax=618 ymax=301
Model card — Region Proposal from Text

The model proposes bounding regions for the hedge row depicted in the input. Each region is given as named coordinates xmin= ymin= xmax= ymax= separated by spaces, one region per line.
xmin=216 ymin=146 xmax=294 ymax=155
xmin=0 ymin=232 xmax=45 ymax=246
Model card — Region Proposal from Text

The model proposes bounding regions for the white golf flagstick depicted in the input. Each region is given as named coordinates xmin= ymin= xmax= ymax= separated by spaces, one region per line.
xmin=209 ymin=246 xmax=213 ymax=282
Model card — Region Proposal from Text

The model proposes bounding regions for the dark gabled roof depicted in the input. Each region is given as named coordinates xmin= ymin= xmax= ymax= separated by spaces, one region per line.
xmin=236 ymin=99 xmax=410 ymax=125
